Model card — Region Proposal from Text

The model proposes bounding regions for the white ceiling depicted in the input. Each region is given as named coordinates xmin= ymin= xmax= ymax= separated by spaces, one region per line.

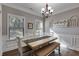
xmin=2 ymin=3 xmax=79 ymax=17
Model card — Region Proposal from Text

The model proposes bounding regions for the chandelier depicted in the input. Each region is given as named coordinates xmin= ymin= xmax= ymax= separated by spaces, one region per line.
xmin=41 ymin=3 xmax=53 ymax=18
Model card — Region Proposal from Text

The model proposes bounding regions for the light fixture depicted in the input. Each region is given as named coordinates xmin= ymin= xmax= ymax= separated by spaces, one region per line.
xmin=41 ymin=3 xmax=53 ymax=18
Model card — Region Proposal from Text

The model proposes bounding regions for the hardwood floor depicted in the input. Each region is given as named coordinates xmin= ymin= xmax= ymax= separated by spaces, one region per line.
xmin=52 ymin=47 xmax=79 ymax=56
xmin=3 ymin=46 xmax=79 ymax=56
xmin=24 ymin=46 xmax=79 ymax=56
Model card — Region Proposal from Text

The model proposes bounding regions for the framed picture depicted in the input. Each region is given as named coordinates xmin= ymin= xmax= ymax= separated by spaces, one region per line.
xmin=28 ymin=23 xmax=33 ymax=29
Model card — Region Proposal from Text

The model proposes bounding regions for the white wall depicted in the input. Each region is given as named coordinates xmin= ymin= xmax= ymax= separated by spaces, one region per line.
xmin=47 ymin=7 xmax=79 ymax=27
xmin=0 ymin=5 xmax=2 ymax=56
xmin=2 ymin=5 xmax=42 ymax=52
xmin=46 ymin=6 xmax=79 ymax=51
xmin=45 ymin=6 xmax=79 ymax=33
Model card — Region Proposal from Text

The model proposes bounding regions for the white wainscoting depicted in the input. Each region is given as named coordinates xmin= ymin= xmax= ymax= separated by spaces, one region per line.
xmin=52 ymin=27 xmax=79 ymax=51
xmin=2 ymin=35 xmax=26 ymax=52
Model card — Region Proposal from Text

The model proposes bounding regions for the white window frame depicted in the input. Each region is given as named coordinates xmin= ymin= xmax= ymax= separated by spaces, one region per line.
xmin=7 ymin=13 xmax=25 ymax=40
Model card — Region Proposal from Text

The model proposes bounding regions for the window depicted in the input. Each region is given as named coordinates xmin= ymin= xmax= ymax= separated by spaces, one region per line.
xmin=35 ymin=21 xmax=43 ymax=35
xmin=8 ymin=14 xmax=24 ymax=40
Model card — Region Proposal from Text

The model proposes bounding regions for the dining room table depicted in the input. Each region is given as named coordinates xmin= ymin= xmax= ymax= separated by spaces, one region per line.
xmin=23 ymin=35 xmax=57 ymax=50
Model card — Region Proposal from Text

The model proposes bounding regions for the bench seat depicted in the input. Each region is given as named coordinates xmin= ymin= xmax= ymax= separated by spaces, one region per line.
xmin=32 ymin=42 xmax=60 ymax=56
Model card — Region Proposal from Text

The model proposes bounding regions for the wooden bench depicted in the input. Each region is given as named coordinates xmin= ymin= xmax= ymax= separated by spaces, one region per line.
xmin=32 ymin=42 xmax=60 ymax=56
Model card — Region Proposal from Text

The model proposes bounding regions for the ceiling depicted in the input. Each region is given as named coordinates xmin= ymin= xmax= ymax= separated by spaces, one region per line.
xmin=2 ymin=3 xmax=79 ymax=17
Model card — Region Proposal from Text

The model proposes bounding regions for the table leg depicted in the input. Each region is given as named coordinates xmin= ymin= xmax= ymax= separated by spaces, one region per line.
xmin=58 ymin=45 xmax=61 ymax=56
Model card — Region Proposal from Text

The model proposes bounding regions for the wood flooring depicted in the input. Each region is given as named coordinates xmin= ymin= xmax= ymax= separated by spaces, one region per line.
xmin=60 ymin=47 xmax=79 ymax=56
xmin=3 ymin=46 xmax=79 ymax=56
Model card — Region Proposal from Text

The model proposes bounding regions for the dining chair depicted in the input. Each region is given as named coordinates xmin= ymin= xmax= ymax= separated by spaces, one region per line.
xmin=16 ymin=37 xmax=23 ymax=56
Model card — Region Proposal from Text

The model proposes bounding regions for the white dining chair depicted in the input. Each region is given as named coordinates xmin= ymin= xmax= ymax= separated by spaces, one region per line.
xmin=16 ymin=37 xmax=23 ymax=56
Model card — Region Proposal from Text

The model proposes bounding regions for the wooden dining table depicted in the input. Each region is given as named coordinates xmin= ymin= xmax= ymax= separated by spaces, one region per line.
xmin=23 ymin=36 xmax=57 ymax=50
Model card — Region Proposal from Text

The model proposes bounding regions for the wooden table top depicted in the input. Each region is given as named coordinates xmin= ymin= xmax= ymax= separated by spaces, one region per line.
xmin=27 ymin=37 xmax=57 ymax=49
